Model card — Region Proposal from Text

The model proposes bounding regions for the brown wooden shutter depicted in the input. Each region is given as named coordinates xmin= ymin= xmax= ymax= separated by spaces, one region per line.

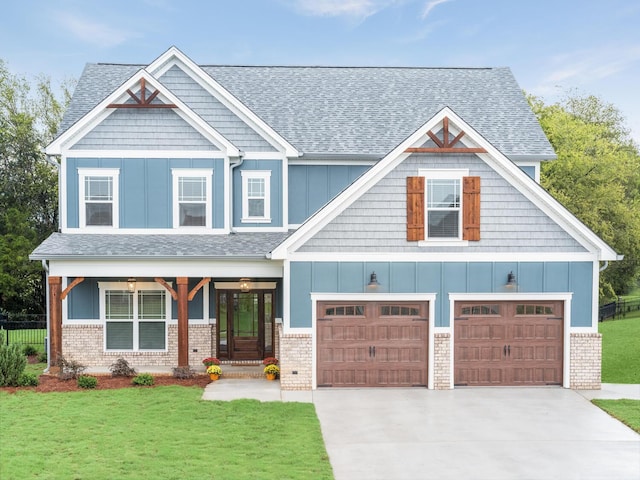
xmin=407 ymin=176 xmax=425 ymax=241
xmin=463 ymin=176 xmax=480 ymax=241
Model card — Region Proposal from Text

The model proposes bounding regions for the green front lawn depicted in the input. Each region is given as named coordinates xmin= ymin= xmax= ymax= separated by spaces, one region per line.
xmin=592 ymin=399 xmax=640 ymax=433
xmin=0 ymin=387 xmax=333 ymax=480
xmin=599 ymin=316 xmax=640 ymax=383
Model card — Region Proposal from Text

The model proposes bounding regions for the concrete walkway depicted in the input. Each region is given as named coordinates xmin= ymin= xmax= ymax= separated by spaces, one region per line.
xmin=202 ymin=382 xmax=640 ymax=480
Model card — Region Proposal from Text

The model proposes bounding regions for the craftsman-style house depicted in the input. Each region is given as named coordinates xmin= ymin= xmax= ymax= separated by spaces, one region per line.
xmin=31 ymin=47 xmax=617 ymax=390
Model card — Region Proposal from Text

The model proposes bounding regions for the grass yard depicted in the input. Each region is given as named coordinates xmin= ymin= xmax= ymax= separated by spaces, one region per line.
xmin=599 ymin=316 xmax=640 ymax=383
xmin=1 ymin=328 xmax=47 ymax=353
xmin=592 ymin=399 xmax=640 ymax=433
xmin=0 ymin=387 xmax=333 ymax=480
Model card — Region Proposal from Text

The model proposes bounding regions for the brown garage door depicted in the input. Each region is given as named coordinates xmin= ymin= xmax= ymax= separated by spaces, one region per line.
xmin=317 ymin=302 xmax=428 ymax=387
xmin=454 ymin=301 xmax=563 ymax=386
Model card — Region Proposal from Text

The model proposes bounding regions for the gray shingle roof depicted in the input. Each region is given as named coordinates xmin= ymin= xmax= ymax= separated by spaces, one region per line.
xmin=30 ymin=232 xmax=292 ymax=259
xmin=59 ymin=61 xmax=554 ymax=158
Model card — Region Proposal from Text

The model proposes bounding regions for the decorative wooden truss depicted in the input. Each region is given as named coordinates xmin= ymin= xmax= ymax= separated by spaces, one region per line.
xmin=405 ymin=117 xmax=486 ymax=154
xmin=107 ymin=78 xmax=177 ymax=109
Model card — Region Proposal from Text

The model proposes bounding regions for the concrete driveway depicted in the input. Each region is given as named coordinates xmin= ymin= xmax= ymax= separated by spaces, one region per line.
xmin=312 ymin=387 xmax=640 ymax=480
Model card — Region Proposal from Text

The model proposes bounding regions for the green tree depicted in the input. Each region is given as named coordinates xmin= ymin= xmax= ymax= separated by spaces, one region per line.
xmin=0 ymin=60 xmax=72 ymax=313
xmin=529 ymin=93 xmax=640 ymax=301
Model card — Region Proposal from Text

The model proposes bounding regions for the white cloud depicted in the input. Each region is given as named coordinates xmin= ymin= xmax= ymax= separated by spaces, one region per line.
xmin=531 ymin=44 xmax=640 ymax=95
xmin=55 ymin=12 xmax=138 ymax=48
xmin=290 ymin=0 xmax=398 ymax=19
xmin=420 ymin=0 xmax=453 ymax=19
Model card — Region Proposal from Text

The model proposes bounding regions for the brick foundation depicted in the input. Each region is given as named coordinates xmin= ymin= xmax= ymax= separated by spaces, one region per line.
xmin=62 ymin=323 xmax=214 ymax=368
xmin=433 ymin=332 xmax=452 ymax=390
xmin=279 ymin=328 xmax=312 ymax=390
xmin=570 ymin=332 xmax=602 ymax=389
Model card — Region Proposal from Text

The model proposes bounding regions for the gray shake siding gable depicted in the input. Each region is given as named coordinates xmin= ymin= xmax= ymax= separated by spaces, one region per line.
xmin=71 ymin=108 xmax=217 ymax=150
xmin=298 ymin=153 xmax=586 ymax=253
xmin=159 ymin=65 xmax=277 ymax=152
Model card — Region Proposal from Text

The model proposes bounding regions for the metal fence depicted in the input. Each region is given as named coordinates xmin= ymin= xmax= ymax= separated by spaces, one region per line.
xmin=599 ymin=299 xmax=640 ymax=321
xmin=0 ymin=313 xmax=47 ymax=347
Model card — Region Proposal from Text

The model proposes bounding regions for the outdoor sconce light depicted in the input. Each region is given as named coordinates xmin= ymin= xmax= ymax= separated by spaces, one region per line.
xmin=506 ymin=271 xmax=517 ymax=289
xmin=127 ymin=278 xmax=137 ymax=292
xmin=367 ymin=271 xmax=380 ymax=289
xmin=239 ymin=278 xmax=251 ymax=292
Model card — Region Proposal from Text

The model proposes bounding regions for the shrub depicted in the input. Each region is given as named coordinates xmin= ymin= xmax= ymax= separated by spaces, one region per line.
xmin=77 ymin=375 xmax=98 ymax=389
xmin=37 ymin=352 xmax=47 ymax=363
xmin=132 ymin=373 xmax=154 ymax=386
xmin=172 ymin=366 xmax=195 ymax=379
xmin=18 ymin=372 xmax=39 ymax=387
xmin=22 ymin=345 xmax=38 ymax=356
xmin=109 ymin=357 xmax=137 ymax=377
xmin=0 ymin=342 xmax=27 ymax=386
xmin=56 ymin=355 xmax=87 ymax=380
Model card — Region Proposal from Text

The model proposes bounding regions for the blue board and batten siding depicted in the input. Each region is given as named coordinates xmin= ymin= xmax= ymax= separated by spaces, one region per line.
xmin=288 ymin=165 xmax=370 ymax=224
xmin=289 ymin=261 xmax=593 ymax=328
xmin=66 ymin=157 xmax=225 ymax=229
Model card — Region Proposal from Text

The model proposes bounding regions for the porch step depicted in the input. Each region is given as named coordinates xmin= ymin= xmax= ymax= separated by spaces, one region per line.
xmin=219 ymin=364 xmax=265 ymax=379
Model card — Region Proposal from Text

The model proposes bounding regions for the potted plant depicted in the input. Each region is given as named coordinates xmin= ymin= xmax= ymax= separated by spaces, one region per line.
xmin=202 ymin=357 xmax=220 ymax=367
xmin=262 ymin=357 xmax=278 ymax=366
xmin=207 ymin=364 xmax=222 ymax=381
xmin=264 ymin=364 xmax=280 ymax=381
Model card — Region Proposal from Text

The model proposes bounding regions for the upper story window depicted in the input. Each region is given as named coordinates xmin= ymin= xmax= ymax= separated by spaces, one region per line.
xmin=172 ymin=169 xmax=213 ymax=228
xmin=78 ymin=168 xmax=119 ymax=228
xmin=426 ymin=178 xmax=461 ymax=238
xmin=241 ymin=170 xmax=271 ymax=223
xmin=407 ymin=169 xmax=479 ymax=244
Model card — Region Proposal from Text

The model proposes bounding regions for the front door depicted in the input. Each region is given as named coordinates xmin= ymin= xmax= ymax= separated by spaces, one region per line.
xmin=217 ymin=290 xmax=274 ymax=360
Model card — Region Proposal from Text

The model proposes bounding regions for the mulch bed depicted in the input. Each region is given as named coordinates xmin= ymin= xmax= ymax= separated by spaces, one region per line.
xmin=1 ymin=374 xmax=211 ymax=394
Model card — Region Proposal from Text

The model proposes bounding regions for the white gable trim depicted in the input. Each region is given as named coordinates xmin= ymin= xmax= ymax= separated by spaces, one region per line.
xmin=46 ymin=69 xmax=240 ymax=157
xmin=271 ymin=107 xmax=617 ymax=261
xmin=147 ymin=47 xmax=300 ymax=158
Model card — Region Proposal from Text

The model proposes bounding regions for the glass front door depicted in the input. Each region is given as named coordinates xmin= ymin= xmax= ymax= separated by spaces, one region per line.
xmin=217 ymin=290 xmax=274 ymax=360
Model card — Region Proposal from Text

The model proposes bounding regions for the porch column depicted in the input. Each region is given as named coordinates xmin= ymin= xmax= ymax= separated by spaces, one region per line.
xmin=48 ymin=276 xmax=62 ymax=370
xmin=177 ymin=277 xmax=189 ymax=367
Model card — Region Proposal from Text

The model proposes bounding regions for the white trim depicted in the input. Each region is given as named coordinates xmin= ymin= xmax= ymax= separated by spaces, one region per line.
xmin=241 ymin=152 xmax=287 ymax=160
xmin=171 ymin=168 xmax=214 ymax=229
xmin=241 ymin=170 xmax=271 ymax=223
xmin=214 ymin=281 xmax=277 ymax=289
xmin=287 ymin=224 xmax=302 ymax=230
xmin=285 ymin=251 xmax=600 ymax=262
xmin=448 ymin=292 xmax=573 ymax=389
xmin=231 ymin=226 xmax=288 ymax=233
xmin=78 ymin=168 xmax=120 ymax=229
xmin=49 ymin=259 xmax=284 ymax=278
xmin=271 ymin=107 xmax=617 ymax=261
xmin=591 ymin=261 xmax=600 ymax=329
xmin=62 ymin=319 xmax=103 ymax=326
xmin=282 ymin=155 xmax=289 ymax=230
xmin=99 ymin=281 xmax=172 ymax=353
xmin=62 ymin=277 xmax=68 ymax=324
xmin=47 ymin=70 xmax=240 ymax=157
xmin=65 ymin=149 xmax=224 ymax=159
xmin=61 ymin=159 xmax=68 ymax=230
xmin=147 ymin=47 xmax=299 ymax=157
xmin=309 ymin=292 xmax=437 ymax=389
xmin=283 ymin=259 xmax=291 ymax=331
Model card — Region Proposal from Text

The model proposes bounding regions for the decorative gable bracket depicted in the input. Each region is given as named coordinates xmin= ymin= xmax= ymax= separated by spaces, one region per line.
xmin=405 ymin=117 xmax=487 ymax=154
xmin=107 ymin=78 xmax=177 ymax=109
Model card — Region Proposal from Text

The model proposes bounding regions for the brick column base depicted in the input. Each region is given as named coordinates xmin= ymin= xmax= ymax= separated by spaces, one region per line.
xmin=570 ymin=333 xmax=602 ymax=390
xmin=279 ymin=331 xmax=312 ymax=391
xmin=434 ymin=332 xmax=452 ymax=390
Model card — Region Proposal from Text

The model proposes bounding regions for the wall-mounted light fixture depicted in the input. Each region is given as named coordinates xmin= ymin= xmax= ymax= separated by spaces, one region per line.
xmin=506 ymin=271 xmax=517 ymax=289
xmin=239 ymin=278 xmax=251 ymax=292
xmin=367 ymin=271 xmax=380 ymax=289
xmin=127 ymin=278 xmax=137 ymax=292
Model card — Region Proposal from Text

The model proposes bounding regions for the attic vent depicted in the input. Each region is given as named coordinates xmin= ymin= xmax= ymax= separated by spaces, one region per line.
xmin=107 ymin=78 xmax=177 ymax=109
xmin=405 ymin=117 xmax=487 ymax=154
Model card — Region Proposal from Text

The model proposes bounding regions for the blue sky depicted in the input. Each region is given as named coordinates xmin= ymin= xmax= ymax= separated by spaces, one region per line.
xmin=2 ymin=0 xmax=639 ymax=143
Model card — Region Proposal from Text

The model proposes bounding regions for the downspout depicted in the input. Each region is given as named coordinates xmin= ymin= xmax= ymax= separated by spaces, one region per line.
xmin=599 ymin=261 xmax=608 ymax=273
xmin=229 ymin=152 xmax=245 ymax=233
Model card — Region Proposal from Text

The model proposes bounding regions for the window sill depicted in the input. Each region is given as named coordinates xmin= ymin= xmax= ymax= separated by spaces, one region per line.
xmin=418 ymin=239 xmax=469 ymax=247
xmin=241 ymin=218 xmax=272 ymax=224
